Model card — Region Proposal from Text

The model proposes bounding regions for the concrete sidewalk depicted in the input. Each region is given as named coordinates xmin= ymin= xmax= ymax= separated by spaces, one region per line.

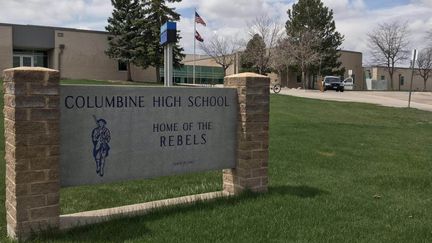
xmin=279 ymin=89 xmax=432 ymax=112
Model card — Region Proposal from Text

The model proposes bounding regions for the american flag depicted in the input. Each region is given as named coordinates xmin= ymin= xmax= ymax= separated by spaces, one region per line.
xmin=195 ymin=31 xmax=204 ymax=42
xmin=195 ymin=11 xmax=206 ymax=26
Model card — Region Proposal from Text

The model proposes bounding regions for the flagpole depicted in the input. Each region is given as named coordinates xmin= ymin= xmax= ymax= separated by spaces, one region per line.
xmin=193 ymin=8 xmax=196 ymax=84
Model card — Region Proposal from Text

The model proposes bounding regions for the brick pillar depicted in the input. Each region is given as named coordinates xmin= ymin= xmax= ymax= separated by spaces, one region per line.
xmin=3 ymin=67 xmax=60 ymax=240
xmin=223 ymin=73 xmax=270 ymax=194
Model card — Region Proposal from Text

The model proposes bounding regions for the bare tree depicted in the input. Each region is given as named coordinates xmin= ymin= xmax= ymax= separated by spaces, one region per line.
xmin=279 ymin=30 xmax=321 ymax=89
xmin=245 ymin=16 xmax=284 ymax=74
xmin=416 ymin=48 xmax=432 ymax=91
xmin=200 ymin=36 xmax=239 ymax=76
xmin=368 ymin=22 xmax=410 ymax=90
xmin=269 ymin=38 xmax=293 ymax=79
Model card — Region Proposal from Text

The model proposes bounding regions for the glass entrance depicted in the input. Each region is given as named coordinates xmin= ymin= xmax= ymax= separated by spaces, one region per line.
xmin=13 ymin=55 xmax=34 ymax=68
xmin=22 ymin=56 xmax=33 ymax=67
xmin=12 ymin=50 xmax=48 ymax=68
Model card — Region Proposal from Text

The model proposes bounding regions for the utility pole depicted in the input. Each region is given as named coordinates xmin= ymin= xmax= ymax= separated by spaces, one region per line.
xmin=398 ymin=73 xmax=401 ymax=91
xmin=408 ymin=49 xmax=417 ymax=108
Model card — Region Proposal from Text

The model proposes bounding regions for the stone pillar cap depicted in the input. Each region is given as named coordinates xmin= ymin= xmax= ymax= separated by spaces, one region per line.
xmin=225 ymin=72 xmax=268 ymax=78
xmin=4 ymin=67 xmax=58 ymax=72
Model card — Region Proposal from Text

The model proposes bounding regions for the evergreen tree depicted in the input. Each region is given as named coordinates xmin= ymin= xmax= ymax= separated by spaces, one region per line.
xmin=106 ymin=0 xmax=146 ymax=81
xmin=141 ymin=0 xmax=185 ymax=83
xmin=241 ymin=34 xmax=268 ymax=74
xmin=286 ymin=0 xmax=344 ymax=86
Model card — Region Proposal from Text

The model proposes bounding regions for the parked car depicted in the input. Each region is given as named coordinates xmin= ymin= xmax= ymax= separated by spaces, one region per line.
xmin=343 ymin=77 xmax=354 ymax=90
xmin=323 ymin=76 xmax=344 ymax=92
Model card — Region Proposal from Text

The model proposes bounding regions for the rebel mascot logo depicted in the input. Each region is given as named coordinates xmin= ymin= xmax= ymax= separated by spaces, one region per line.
xmin=91 ymin=115 xmax=111 ymax=177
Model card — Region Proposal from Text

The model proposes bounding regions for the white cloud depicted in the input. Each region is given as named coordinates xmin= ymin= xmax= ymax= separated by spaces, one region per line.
xmin=0 ymin=0 xmax=94 ymax=26
xmin=0 ymin=0 xmax=431 ymax=66
xmin=177 ymin=0 xmax=293 ymax=54
xmin=412 ymin=0 xmax=432 ymax=7
xmin=333 ymin=2 xmax=432 ymax=65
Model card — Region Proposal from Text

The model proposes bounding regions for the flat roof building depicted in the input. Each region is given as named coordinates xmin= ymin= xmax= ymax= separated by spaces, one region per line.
xmin=182 ymin=50 xmax=364 ymax=90
xmin=0 ymin=22 xmax=366 ymax=89
xmin=364 ymin=66 xmax=432 ymax=91
xmin=0 ymin=23 xmax=156 ymax=82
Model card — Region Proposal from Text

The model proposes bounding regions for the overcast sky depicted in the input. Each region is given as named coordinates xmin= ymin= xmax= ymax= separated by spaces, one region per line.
xmin=0 ymin=0 xmax=431 ymax=64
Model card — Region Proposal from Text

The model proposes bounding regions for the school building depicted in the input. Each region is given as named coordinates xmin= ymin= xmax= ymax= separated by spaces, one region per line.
xmin=0 ymin=23 xmax=156 ymax=82
xmin=183 ymin=50 xmax=364 ymax=90
xmin=1 ymin=23 xmax=365 ymax=89
xmin=364 ymin=66 xmax=432 ymax=91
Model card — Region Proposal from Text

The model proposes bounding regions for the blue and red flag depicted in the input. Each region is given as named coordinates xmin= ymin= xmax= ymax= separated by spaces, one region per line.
xmin=195 ymin=12 xmax=206 ymax=26
xmin=195 ymin=31 xmax=204 ymax=42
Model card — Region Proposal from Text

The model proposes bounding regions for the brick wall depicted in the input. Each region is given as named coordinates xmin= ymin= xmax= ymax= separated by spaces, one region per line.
xmin=2 ymin=69 xmax=270 ymax=239
xmin=223 ymin=73 xmax=270 ymax=194
xmin=3 ymin=67 xmax=60 ymax=240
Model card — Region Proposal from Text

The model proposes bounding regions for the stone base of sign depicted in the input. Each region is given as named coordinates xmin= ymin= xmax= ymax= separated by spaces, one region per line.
xmin=60 ymin=191 xmax=229 ymax=230
xmin=3 ymin=69 xmax=270 ymax=240
xmin=223 ymin=73 xmax=270 ymax=194
xmin=3 ymin=67 xmax=61 ymax=241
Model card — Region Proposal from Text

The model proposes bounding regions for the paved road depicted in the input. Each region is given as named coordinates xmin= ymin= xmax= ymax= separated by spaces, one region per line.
xmin=279 ymin=89 xmax=432 ymax=112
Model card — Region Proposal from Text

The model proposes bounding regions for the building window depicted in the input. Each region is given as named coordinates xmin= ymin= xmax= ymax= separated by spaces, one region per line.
xmin=22 ymin=56 xmax=32 ymax=66
xmin=57 ymin=32 xmax=64 ymax=37
xmin=159 ymin=65 xmax=225 ymax=84
xmin=400 ymin=76 xmax=405 ymax=86
xmin=366 ymin=70 xmax=372 ymax=79
xmin=380 ymin=75 xmax=385 ymax=80
xmin=118 ymin=61 xmax=128 ymax=71
xmin=13 ymin=50 xmax=48 ymax=68
xmin=13 ymin=56 xmax=20 ymax=68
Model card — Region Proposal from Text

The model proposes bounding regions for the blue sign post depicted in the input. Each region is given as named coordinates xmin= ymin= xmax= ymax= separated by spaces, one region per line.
xmin=160 ymin=22 xmax=177 ymax=87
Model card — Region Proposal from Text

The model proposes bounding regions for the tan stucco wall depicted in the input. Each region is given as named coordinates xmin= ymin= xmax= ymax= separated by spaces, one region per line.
xmin=0 ymin=26 xmax=13 ymax=73
xmin=54 ymin=30 xmax=156 ymax=82
xmin=370 ymin=67 xmax=432 ymax=91
xmin=183 ymin=53 xmax=241 ymax=76
xmin=184 ymin=57 xmax=220 ymax=67
xmin=279 ymin=50 xmax=364 ymax=89
xmin=339 ymin=51 xmax=364 ymax=90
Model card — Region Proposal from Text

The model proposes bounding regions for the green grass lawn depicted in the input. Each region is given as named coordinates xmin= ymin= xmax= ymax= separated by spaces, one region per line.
xmin=1 ymin=90 xmax=432 ymax=242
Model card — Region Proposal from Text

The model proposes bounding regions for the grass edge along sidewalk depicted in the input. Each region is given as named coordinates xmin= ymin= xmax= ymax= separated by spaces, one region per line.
xmin=1 ymin=88 xmax=432 ymax=242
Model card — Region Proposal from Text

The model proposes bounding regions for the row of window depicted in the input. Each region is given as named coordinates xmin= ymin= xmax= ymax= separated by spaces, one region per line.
xmin=159 ymin=65 xmax=225 ymax=84
xmin=380 ymin=75 xmax=405 ymax=85
xmin=12 ymin=48 xmax=128 ymax=72
xmin=160 ymin=77 xmax=224 ymax=84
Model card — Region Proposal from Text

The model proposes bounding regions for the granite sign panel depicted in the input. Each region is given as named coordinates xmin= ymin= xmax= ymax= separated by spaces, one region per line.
xmin=60 ymin=86 xmax=237 ymax=187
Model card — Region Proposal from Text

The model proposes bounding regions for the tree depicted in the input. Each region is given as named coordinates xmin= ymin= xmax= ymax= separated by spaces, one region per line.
xmin=416 ymin=48 xmax=432 ymax=91
xmin=241 ymin=34 xmax=268 ymax=74
xmin=141 ymin=0 xmax=185 ymax=83
xmin=368 ymin=22 xmax=410 ymax=90
xmin=105 ymin=0 xmax=145 ymax=81
xmin=278 ymin=30 xmax=321 ymax=89
xmin=286 ymin=0 xmax=344 ymax=87
xmin=200 ymin=36 xmax=239 ymax=76
xmin=269 ymin=38 xmax=292 ymax=78
xmin=241 ymin=16 xmax=283 ymax=75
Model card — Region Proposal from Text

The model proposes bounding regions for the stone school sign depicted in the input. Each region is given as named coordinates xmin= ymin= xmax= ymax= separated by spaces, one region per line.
xmin=61 ymin=86 xmax=237 ymax=186
xmin=3 ymin=67 xmax=269 ymax=240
